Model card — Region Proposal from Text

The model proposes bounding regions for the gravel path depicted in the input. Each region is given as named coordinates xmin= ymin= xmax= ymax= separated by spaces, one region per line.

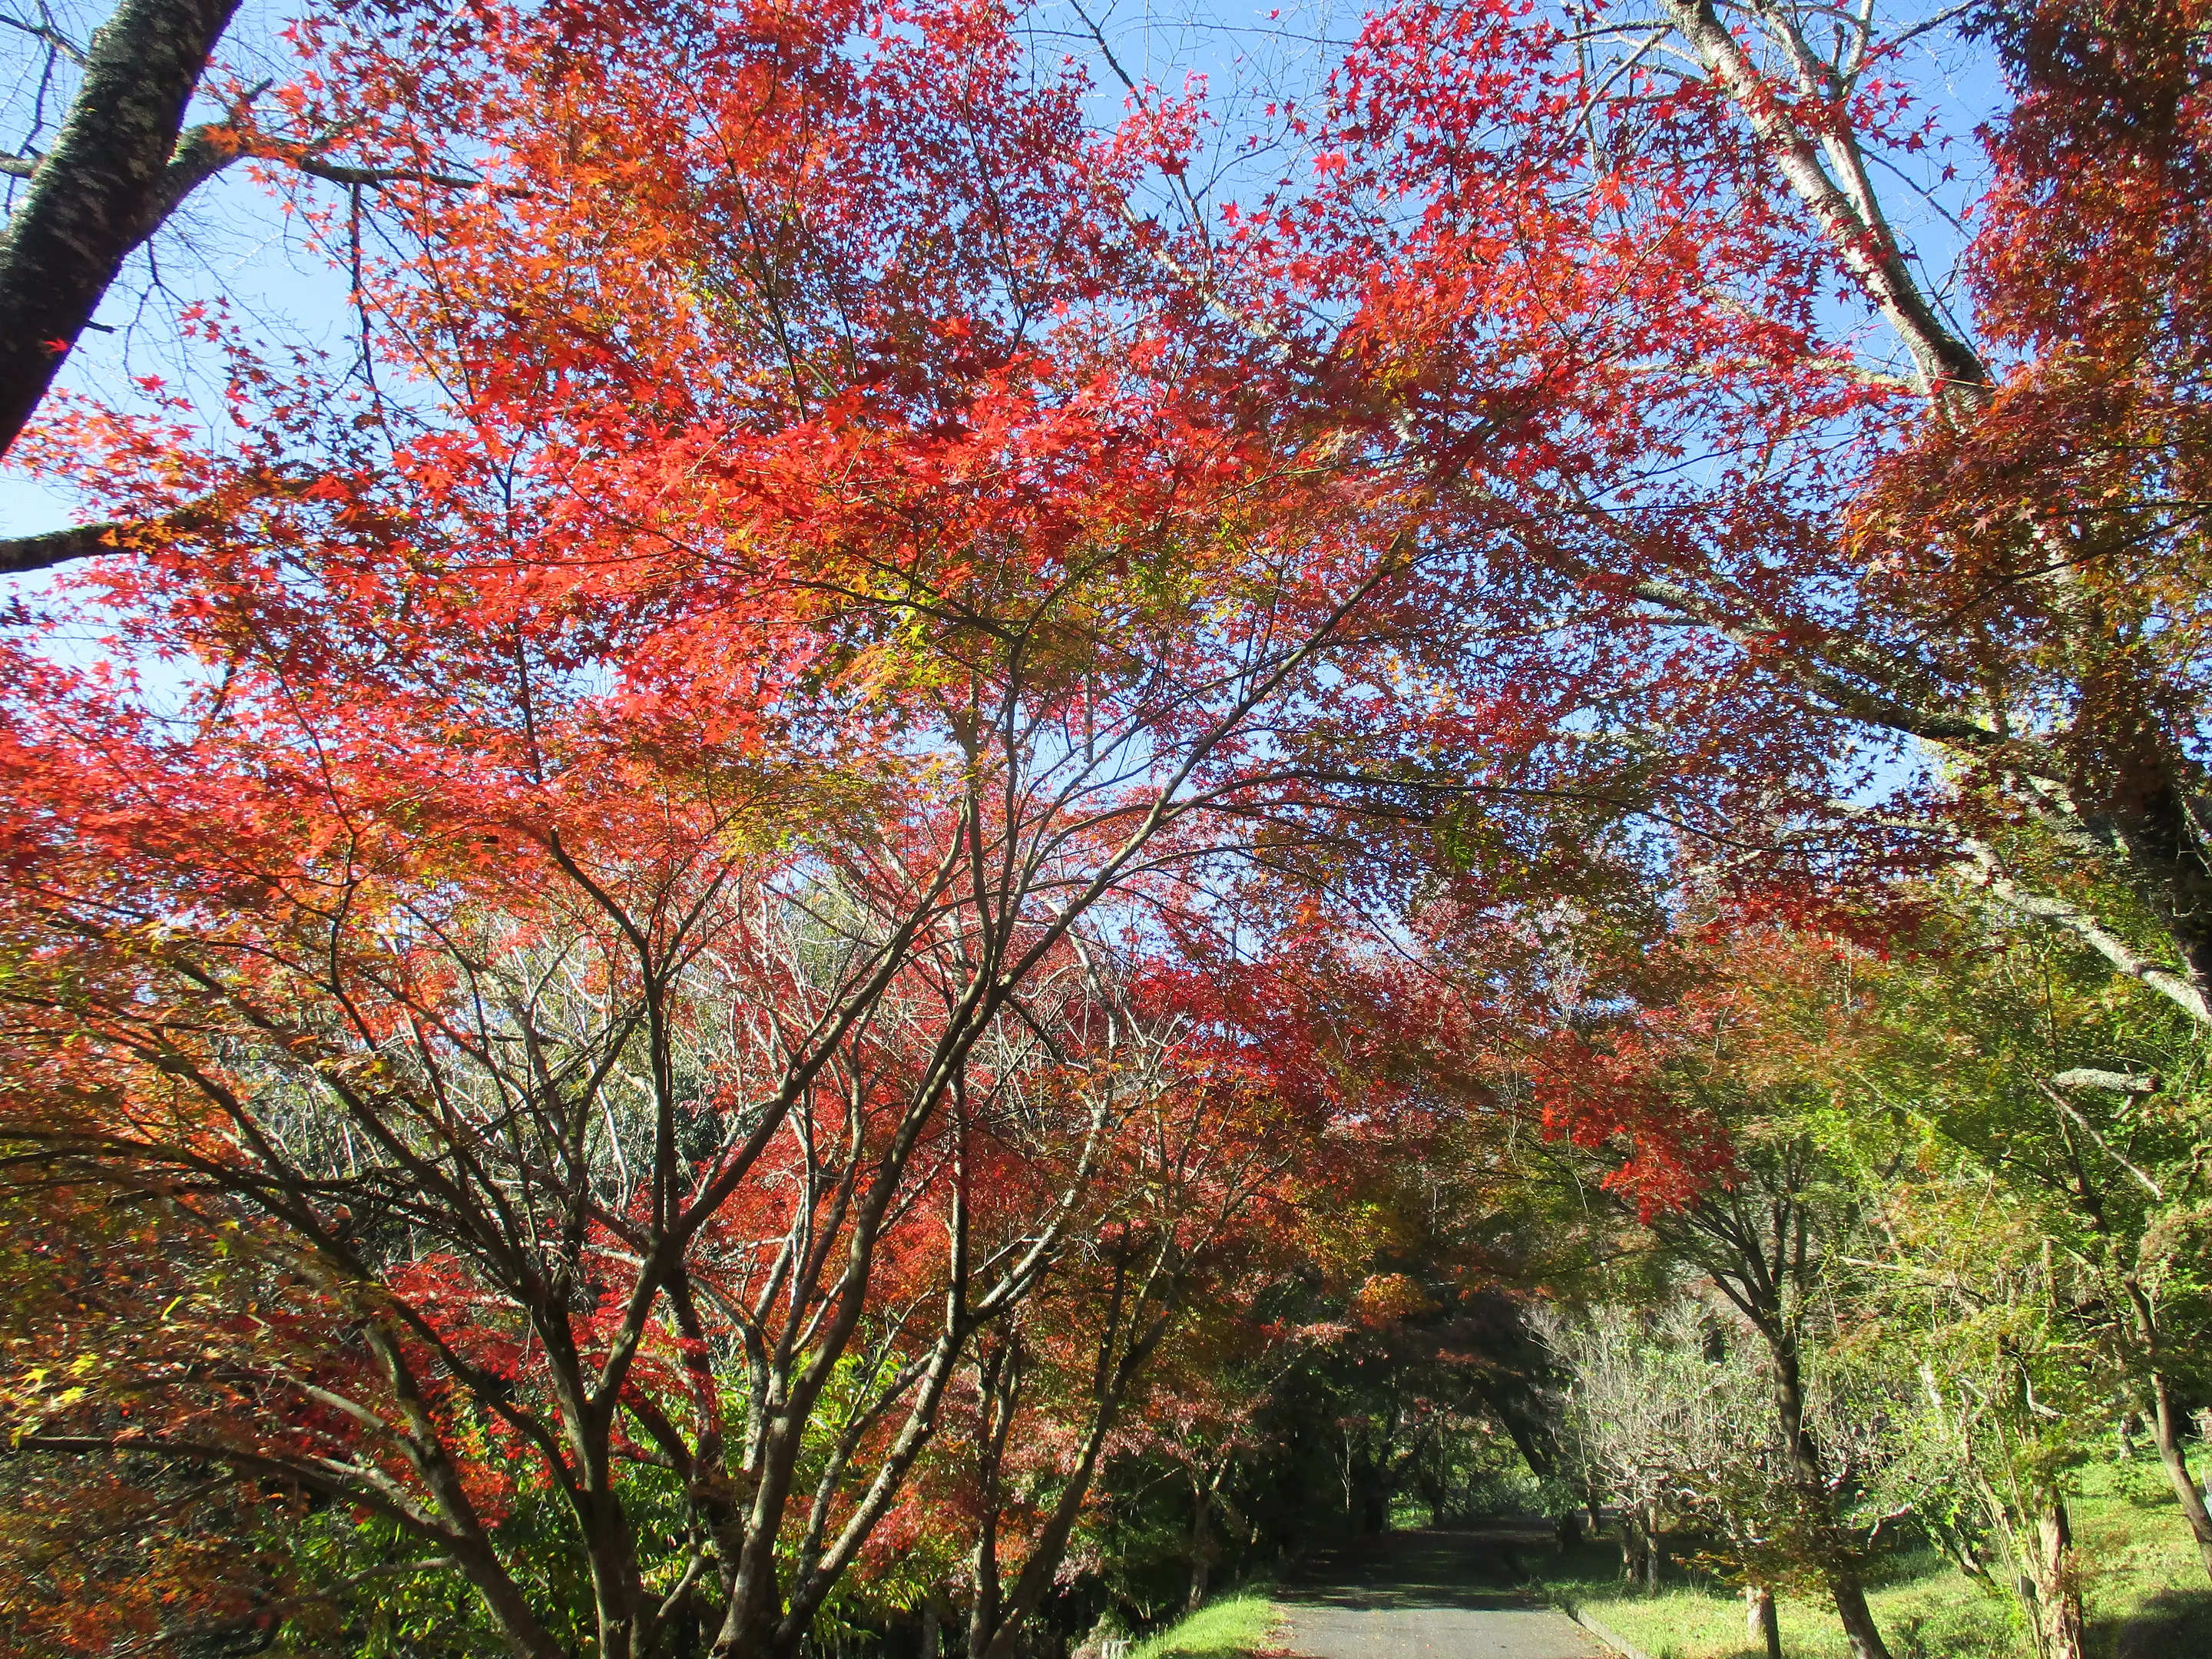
xmin=1275 ymin=1530 xmax=1605 ymax=1659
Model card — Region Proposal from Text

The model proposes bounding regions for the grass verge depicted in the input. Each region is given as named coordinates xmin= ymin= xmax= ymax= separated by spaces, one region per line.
xmin=1548 ymin=1545 xmax=2016 ymax=1659
xmin=1518 ymin=1462 xmax=2212 ymax=1659
xmin=2071 ymin=1459 xmax=2212 ymax=1659
xmin=1127 ymin=1587 xmax=1284 ymax=1659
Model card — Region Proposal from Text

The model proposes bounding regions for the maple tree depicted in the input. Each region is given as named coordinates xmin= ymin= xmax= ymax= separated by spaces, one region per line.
xmin=1094 ymin=0 xmax=2212 ymax=1055
xmin=1525 ymin=929 xmax=1912 ymax=1659
xmin=1529 ymin=895 xmax=2212 ymax=1651
xmin=1095 ymin=947 xmax=1580 ymax=1569
xmin=0 ymin=1181 xmax=317 ymax=1654
xmin=0 ymin=2 xmax=1560 ymax=1654
xmin=1813 ymin=896 xmax=2212 ymax=1621
xmin=1120 ymin=5 xmax=2212 ymax=1622
xmin=926 ymin=976 xmax=1328 ymax=1659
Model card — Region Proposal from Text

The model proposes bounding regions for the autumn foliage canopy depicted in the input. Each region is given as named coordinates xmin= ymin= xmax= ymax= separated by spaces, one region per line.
xmin=3 ymin=0 xmax=2210 ymax=1654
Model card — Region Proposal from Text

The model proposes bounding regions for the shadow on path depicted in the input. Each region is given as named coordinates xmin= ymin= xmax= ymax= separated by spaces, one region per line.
xmin=1276 ymin=1528 xmax=1602 ymax=1659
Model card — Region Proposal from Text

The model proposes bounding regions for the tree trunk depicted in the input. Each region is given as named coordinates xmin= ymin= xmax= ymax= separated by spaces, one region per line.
xmin=963 ymin=1337 xmax=1020 ymax=1659
xmin=1745 ymin=1584 xmax=1780 ymax=1659
xmin=1619 ymin=1511 xmax=1649 ymax=1588
xmin=1359 ymin=1467 xmax=1389 ymax=1536
xmin=975 ymin=1304 xmax=1177 ymax=1659
xmin=921 ymin=1596 xmax=941 ymax=1659
xmin=1187 ymin=1476 xmax=1214 ymax=1613
xmin=1339 ymin=1439 xmax=1357 ymax=1534
xmin=2091 ymin=762 xmax=2212 ymax=1015
xmin=1773 ymin=1349 xmax=1894 ymax=1659
xmin=2026 ymin=1491 xmax=2086 ymax=1659
xmin=967 ymin=1502 xmax=1002 ymax=1659
xmin=1826 ymin=1573 xmax=1895 ymax=1659
xmin=583 ymin=1487 xmax=650 ymax=1659
xmin=2145 ymin=1369 xmax=2212 ymax=1581
xmin=0 ymin=0 xmax=243 ymax=458
xmin=1642 ymin=1501 xmax=1661 ymax=1590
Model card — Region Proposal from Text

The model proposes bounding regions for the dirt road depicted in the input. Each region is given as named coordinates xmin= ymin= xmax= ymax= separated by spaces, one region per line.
xmin=1274 ymin=1530 xmax=1606 ymax=1659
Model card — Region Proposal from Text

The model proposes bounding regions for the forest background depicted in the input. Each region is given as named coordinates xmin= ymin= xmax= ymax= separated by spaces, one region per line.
xmin=2 ymin=2 xmax=2210 ymax=1657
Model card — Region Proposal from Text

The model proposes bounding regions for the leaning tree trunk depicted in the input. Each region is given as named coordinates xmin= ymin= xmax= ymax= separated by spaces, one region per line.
xmin=1825 ymin=1577 xmax=1896 ymax=1659
xmin=974 ymin=1294 xmax=1179 ymax=1659
xmin=1773 ymin=1353 xmax=1896 ymax=1659
xmin=2144 ymin=1369 xmax=2212 ymax=1582
xmin=2112 ymin=1267 xmax=2212 ymax=1583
